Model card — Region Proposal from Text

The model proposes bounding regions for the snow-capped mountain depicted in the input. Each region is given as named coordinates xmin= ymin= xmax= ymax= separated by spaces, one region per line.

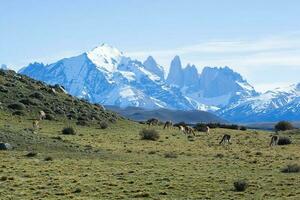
xmin=219 ymin=84 xmax=300 ymax=122
xmin=19 ymin=44 xmax=197 ymax=110
xmin=143 ymin=56 xmax=165 ymax=80
xmin=1 ymin=64 xmax=8 ymax=70
xmin=19 ymin=43 xmax=259 ymax=114
xmin=166 ymin=56 xmax=258 ymax=109
xmin=21 ymin=43 xmax=300 ymax=123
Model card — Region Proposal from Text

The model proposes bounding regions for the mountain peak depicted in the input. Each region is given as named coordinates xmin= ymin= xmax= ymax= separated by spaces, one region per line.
xmin=1 ymin=64 xmax=8 ymax=70
xmin=166 ymin=56 xmax=184 ymax=87
xmin=87 ymin=43 xmax=124 ymax=72
xmin=143 ymin=56 xmax=164 ymax=80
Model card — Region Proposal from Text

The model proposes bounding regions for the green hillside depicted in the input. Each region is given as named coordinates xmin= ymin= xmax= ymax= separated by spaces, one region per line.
xmin=0 ymin=69 xmax=300 ymax=199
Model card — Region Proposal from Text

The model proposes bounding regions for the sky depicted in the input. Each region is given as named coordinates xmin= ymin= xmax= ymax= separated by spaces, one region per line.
xmin=1 ymin=0 xmax=300 ymax=92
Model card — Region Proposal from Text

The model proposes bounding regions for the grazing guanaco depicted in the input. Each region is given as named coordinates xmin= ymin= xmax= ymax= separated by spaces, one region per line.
xmin=39 ymin=110 xmax=46 ymax=120
xmin=270 ymin=135 xmax=279 ymax=146
xmin=32 ymin=120 xmax=40 ymax=130
xmin=219 ymin=134 xmax=231 ymax=145
xmin=163 ymin=121 xmax=173 ymax=129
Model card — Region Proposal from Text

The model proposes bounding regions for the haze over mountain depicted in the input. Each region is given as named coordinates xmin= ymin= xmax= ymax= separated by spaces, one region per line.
xmin=19 ymin=44 xmax=300 ymax=123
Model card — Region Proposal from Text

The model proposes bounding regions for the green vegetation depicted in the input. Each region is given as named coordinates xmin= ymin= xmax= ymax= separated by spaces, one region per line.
xmin=275 ymin=121 xmax=294 ymax=131
xmin=139 ymin=129 xmax=160 ymax=141
xmin=278 ymin=136 xmax=292 ymax=145
xmin=233 ymin=180 xmax=248 ymax=192
xmin=62 ymin=127 xmax=76 ymax=135
xmin=281 ymin=164 xmax=300 ymax=173
xmin=0 ymin=69 xmax=300 ymax=199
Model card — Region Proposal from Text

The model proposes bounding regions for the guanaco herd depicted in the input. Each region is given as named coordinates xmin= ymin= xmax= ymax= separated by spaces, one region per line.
xmin=31 ymin=113 xmax=285 ymax=147
xmin=146 ymin=119 xmax=284 ymax=146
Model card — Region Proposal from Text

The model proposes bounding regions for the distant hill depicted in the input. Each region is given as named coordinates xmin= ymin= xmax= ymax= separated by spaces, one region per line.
xmin=107 ymin=106 xmax=226 ymax=124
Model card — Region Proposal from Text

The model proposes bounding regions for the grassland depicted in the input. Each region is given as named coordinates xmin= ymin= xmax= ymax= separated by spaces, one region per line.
xmin=1 ymin=110 xmax=300 ymax=199
xmin=0 ymin=70 xmax=300 ymax=199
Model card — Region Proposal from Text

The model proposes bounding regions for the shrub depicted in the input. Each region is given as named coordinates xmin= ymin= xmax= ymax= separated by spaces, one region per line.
xmin=234 ymin=180 xmax=248 ymax=191
xmin=44 ymin=156 xmax=53 ymax=161
xmin=240 ymin=126 xmax=247 ymax=131
xmin=215 ymin=153 xmax=224 ymax=158
xmin=76 ymin=120 xmax=88 ymax=126
xmin=281 ymin=164 xmax=300 ymax=173
xmin=25 ymin=152 xmax=37 ymax=157
xmin=277 ymin=137 xmax=292 ymax=145
xmin=12 ymin=110 xmax=25 ymax=116
xmin=109 ymin=117 xmax=117 ymax=123
xmin=194 ymin=123 xmax=208 ymax=132
xmin=164 ymin=152 xmax=178 ymax=158
xmin=99 ymin=121 xmax=108 ymax=129
xmin=19 ymin=98 xmax=40 ymax=106
xmin=8 ymin=102 xmax=26 ymax=110
xmin=174 ymin=121 xmax=187 ymax=128
xmin=140 ymin=129 xmax=159 ymax=141
xmin=62 ymin=127 xmax=76 ymax=135
xmin=45 ymin=113 xmax=55 ymax=121
xmin=29 ymin=92 xmax=44 ymax=100
xmin=275 ymin=121 xmax=294 ymax=131
xmin=0 ymin=86 xmax=8 ymax=93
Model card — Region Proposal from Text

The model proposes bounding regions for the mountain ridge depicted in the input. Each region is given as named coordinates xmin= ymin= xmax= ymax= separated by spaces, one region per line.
xmin=18 ymin=43 xmax=300 ymax=122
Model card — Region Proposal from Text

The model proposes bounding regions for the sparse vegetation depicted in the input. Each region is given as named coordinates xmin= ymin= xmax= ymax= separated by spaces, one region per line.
xmin=164 ymin=152 xmax=178 ymax=158
xmin=0 ymin=70 xmax=300 ymax=199
xmin=62 ymin=127 xmax=76 ymax=135
xmin=7 ymin=102 xmax=26 ymax=110
xmin=281 ymin=164 xmax=300 ymax=173
xmin=25 ymin=152 xmax=38 ymax=157
xmin=99 ymin=121 xmax=108 ymax=129
xmin=277 ymin=136 xmax=292 ymax=145
xmin=139 ymin=129 xmax=160 ymax=141
xmin=234 ymin=180 xmax=248 ymax=192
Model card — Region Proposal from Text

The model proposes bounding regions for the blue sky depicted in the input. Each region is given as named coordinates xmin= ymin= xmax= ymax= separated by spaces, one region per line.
xmin=1 ymin=0 xmax=300 ymax=92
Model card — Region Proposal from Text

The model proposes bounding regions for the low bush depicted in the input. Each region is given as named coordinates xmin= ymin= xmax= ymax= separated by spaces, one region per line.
xmin=7 ymin=102 xmax=26 ymax=110
xmin=281 ymin=164 xmax=300 ymax=173
xmin=240 ymin=126 xmax=247 ymax=131
xmin=275 ymin=121 xmax=294 ymax=131
xmin=233 ymin=180 xmax=248 ymax=192
xmin=277 ymin=137 xmax=292 ymax=145
xmin=19 ymin=98 xmax=40 ymax=106
xmin=25 ymin=152 xmax=38 ymax=157
xmin=44 ymin=156 xmax=53 ymax=161
xmin=174 ymin=121 xmax=187 ymax=128
xmin=99 ymin=121 xmax=108 ymax=129
xmin=0 ymin=85 xmax=8 ymax=93
xmin=62 ymin=127 xmax=76 ymax=135
xmin=29 ymin=91 xmax=44 ymax=100
xmin=12 ymin=110 xmax=25 ymax=116
xmin=164 ymin=152 xmax=178 ymax=158
xmin=198 ymin=123 xmax=241 ymax=130
xmin=194 ymin=123 xmax=208 ymax=132
xmin=76 ymin=120 xmax=88 ymax=126
xmin=45 ymin=113 xmax=55 ymax=121
xmin=140 ymin=129 xmax=160 ymax=141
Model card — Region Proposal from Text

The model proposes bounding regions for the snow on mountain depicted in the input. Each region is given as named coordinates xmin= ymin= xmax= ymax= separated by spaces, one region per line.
xmin=183 ymin=64 xmax=199 ymax=87
xmin=86 ymin=43 xmax=123 ymax=72
xmin=20 ymin=43 xmax=300 ymax=122
xmin=143 ymin=56 xmax=165 ymax=80
xmin=219 ymin=83 xmax=300 ymax=122
xmin=165 ymin=56 xmax=258 ymax=108
xmin=19 ymin=44 xmax=196 ymax=110
xmin=1 ymin=64 xmax=8 ymax=70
